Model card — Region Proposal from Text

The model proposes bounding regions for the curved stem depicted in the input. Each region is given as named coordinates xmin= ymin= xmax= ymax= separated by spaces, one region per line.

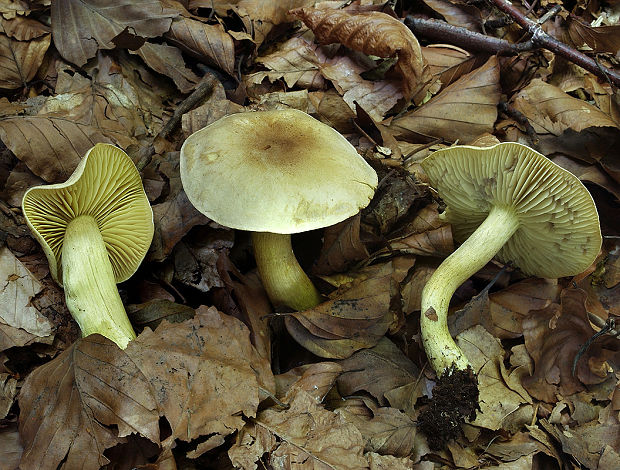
xmin=421 ymin=205 xmax=520 ymax=375
xmin=62 ymin=215 xmax=136 ymax=349
xmin=252 ymin=232 xmax=322 ymax=311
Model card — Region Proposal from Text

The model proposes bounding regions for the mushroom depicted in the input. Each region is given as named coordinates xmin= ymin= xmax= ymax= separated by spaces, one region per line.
xmin=420 ymin=142 xmax=602 ymax=378
xmin=180 ymin=109 xmax=377 ymax=311
xmin=22 ymin=143 xmax=154 ymax=349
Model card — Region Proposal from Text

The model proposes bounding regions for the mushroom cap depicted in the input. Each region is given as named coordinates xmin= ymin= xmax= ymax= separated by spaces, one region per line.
xmin=180 ymin=109 xmax=378 ymax=234
xmin=421 ymin=142 xmax=601 ymax=278
xmin=22 ymin=143 xmax=154 ymax=286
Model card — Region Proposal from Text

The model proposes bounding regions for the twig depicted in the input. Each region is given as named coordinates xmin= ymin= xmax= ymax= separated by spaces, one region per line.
xmin=490 ymin=0 xmax=620 ymax=88
xmin=405 ymin=17 xmax=532 ymax=55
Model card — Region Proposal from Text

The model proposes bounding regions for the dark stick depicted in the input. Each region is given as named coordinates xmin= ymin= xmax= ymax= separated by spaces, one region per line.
xmin=405 ymin=17 xmax=532 ymax=55
xmin=490 ymin=0 xmax=620 ymax=87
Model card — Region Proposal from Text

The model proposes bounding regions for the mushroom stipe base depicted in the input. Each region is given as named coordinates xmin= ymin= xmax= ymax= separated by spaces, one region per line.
xmin=417 ymin=366 xmax=479 ymax=450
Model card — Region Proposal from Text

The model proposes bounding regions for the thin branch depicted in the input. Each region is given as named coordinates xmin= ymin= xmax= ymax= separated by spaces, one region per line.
xmin=490 ymin=0 xmax=620 ymax=88
xmin=405 ymin=17 xmax=532 ymax=55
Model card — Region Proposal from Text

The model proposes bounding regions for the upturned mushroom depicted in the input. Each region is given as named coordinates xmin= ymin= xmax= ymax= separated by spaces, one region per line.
xmin=180 ymin=109 xmax=378 ymax=311
xmin=420 ymin=142 xmax=601 ymax=378
xmin=22 ymin=143 xmax=154 ymax=349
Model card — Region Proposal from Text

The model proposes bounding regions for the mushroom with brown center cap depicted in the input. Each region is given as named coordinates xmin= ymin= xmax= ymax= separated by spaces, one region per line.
xmin=420 ymin=142 xmax=601 ymax=378
xmin=22 ymin=143 xmax=154 ymax=349
xmin=180 ymin=109 xmax=378 ymax=311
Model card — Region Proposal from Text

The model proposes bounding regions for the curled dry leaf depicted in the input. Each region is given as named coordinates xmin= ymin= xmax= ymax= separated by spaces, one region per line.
xmin=423 ymin=0 xmax=482 ymax=31
xmin=422 ymin=44 xmax=478 ymax=92
xmin=522 ymin=289 xmax=619 ymax=402
xmin=290 ymin=7 xmax=429 ymax=104
xmin=0 ymin=20 xmax=50 ymax=89
xmin=0 ymin=247 xmax=54 ymax=352
xmin=285 ymin=272 xmax=394 ymax=359
xmin=229 ymin=389 xmax=368 ymax=470
xmin=166 ymin=17 xmax=235 ymax=76
xmin=51 ymin=0 xmax=178 ymax=66
xmin=0 ymin=373 xmax=17 ymax=419
xmin=388 ymin=225 xmax=454 ymax=257
xmin=18 ymin=307 xmax=275 ymax=468
xmin=567 ymin=20 xmax=620 ymax=55
xmin=389 ymin=55 xmax=500 ymax=143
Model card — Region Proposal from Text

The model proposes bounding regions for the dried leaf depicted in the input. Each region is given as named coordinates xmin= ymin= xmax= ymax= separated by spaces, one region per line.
xmin=51 ymin=0 xmax=177 ymax=66
xmin=336 ymin=397 xmax=417 ymax=457
xmin=522 ymin=289 xmax=619 ymax=402
xmin=0 ymin=373 xmax=17 ymax=419
xmin=389 ymin=56 xmax=500 ymax=143
xmin=0 ymin=425 xmax=22 ymax=470
xmin=276 ymin=362 xmax=342 ymax=402
xmin=388 ymin=225 xmax=454 ymax=257
xmin=422 ymin=0 xmax=482 ymax=31
xmin=338 ymin=338 xmax=422 ymax=406
xmin=291 ymin=8 xmax=429 ymax=103
xmin=286 ymin=273 xmax=394 ymax=359
xmin=456 ymin=325 xmax=534 ymax=431
xmin=19 ymin=307 xmax=274 ymax=467
xmin=0 ymin=247 xmax=54 ymax=352
xmin=166 ymin=17 xmax=235 ymax=76
xmin=567 ymin=20 xmax=620 ymax=55
xmin=246 ymin=36 xmax=325 ymax=89
xmin=422 ymin=44 xmax=478 ymax=91
xmin=1 ymin=16 xmax=49 ymax=40
xmin=0 ymin=23 xmax=49 ymax=89
xmin=512 ymin=78 xmax=618 ymax=137
xmin=230 ymin=389 xmax=368 ymax=470
xmin=132 ymin=42 xmax=200 ymax=93
xmin=313 ymin=215 xmax=368 ymax=275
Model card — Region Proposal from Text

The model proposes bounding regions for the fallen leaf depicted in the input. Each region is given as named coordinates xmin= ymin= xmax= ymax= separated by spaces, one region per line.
xmin=166 ymin=16 xmax=235 ymax=76
xmin=522 ymin=288 xmax=619 ymax=402
xmin=291 ymin=8 xmax=429 ymax=103
xmin=422 ymin=0 xmax=482 ymax=31
xmin=422 ymin=44 xmax=478 ymax=92
xmin=338 ymin=337 xmax=423 ymax=406
xmin=132 ymin=42 xmax=200 ymax=93
xmin=0 ymin=425 xmax=22 ymax=470
xmin=457 ymin=326 xmax=534 ymax=431
xmin=389 ymin=55 xmax=500 ymax=143
xmin=388 ymin=225 xmax=454 ymax=257
xmin=276 ymin=361 xmax=342 ymax=402
xmin=286 ymin=273 xmax=394 ymax=358
xmin=246 ymin=36 xmax=325 ymax=90
xmin=1 ymin=16 xmax=49 ymax=40
xmin=0 ymin=247 xmax=54 ymax=352
xmin=18 ymin=307 xmax=274 ymax=467
xmin=0 ymin=20 xmax=50 ymax=89
xmin=313 ymin=215 xmax=368 ymax=275
xmin=0 ymin=372 xmax=17 ymax=419
xmin=229 ymin=389 xmax=369 ymax=470
xmin=51 ymin=0 xmax=178 ymax=66
xmin=335 ymin=397 xmax=417 ymax=457
xmin=567 ymin=20 xmax=620 ymax=55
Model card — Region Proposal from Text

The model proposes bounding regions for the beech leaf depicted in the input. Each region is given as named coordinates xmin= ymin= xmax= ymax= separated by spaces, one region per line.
xmin=291 ymin=8 xmax=429 ymax=103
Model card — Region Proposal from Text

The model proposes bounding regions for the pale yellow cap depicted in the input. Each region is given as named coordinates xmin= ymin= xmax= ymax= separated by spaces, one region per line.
xmin=180 ymin=109 xmax=378 ymax=234
xmin=421 ymin=142 xmax=601 ymax=278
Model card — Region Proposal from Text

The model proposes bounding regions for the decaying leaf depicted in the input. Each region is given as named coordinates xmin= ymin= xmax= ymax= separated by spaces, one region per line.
xmin=313 ymin=214 xmax=368 ymax=275
xmin=421 ymin=44 xmax=478 ymax=92
xmin=0 ymin=425 xmax=22 ymax=470
xmin=275 ymin=361 xmax=342 ymax=402
xmin=51 ymin=0 xmax=177 ymax=66
xmin=132 ymin=42 xmax=200 ymax=93
xmin=389 ymin=56 xmax=500 ymax=143
xmin=291 ymin=8 xmax=429 ymax=104
xmin=0 ymin=247 xmax=54 ymax=352
xmin=522 ymin=289 xmax=618 ymax=402
xmin=18 ymin=307 xmax=274 ymax=468
xmin=229 ymin=389 xmax=368 ymax=470
xmin=388 ymin=225 xmax=454 ymax=257
xmin=285 ymin=272 xmax=394 ymax=359
xmin=0 ymin=19 xmax=50 ymax=89
xmin=166 ymin=16 xmax=235 ymax=76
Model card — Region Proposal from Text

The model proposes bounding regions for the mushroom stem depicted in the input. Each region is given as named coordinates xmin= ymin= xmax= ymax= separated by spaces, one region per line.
xmin=252 ymin=232 xmax=323 ymax=311
xmin=421 ymin=205 xmax=519 ymax=375
xmin=62 ymin=215 xmax=136 ymax=349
